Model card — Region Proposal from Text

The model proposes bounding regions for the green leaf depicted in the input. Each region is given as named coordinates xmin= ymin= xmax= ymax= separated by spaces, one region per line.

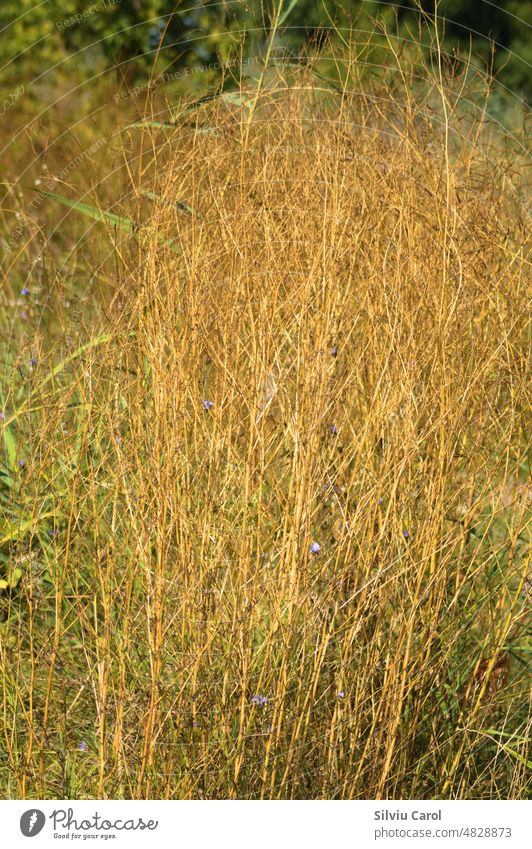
xmin=2 ymin=425 xmax=16 ymax=469
xmin=8 ymin=567 xmax=22 ymax=588
xmin=278 ymin=0 xmax=301 ymax=28
xmin=2 ymin=333 xmax=113 ymax=428
xmin=0 ymin=513 xmax=56 ymax=546
xmin=181 ymin=90 xmax=254 ymax=119
xmin=127 ymin=120 xmax=220 ymax=137
xmin=40 ymin=191 xmax=136 ymax=234
xmin=43 ymin=192 xmax=182 ymax=255
xmin=482 ymin=728 xmax=532 ymax=743
xmin=0 ymin=567 xmax=23 ymax=591
xmin=142 ymin=191 xmax=194 ymax=216
xmin=471 ymin=728 xmax=532 ymax=769
xmin=127 ymin=120 xmax=176 ymax=129
xmin=497 ymin=745 xmax=532 ymax=770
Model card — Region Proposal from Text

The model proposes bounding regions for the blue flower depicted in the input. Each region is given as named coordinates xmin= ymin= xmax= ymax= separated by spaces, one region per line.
xmin=309 ymin=541 xmax=321 ymax=554
xmin=338 ymin=690 xmax=345 ymax=699
xmin=48 ymin=529 xmax=57 ymax=538
xmin=329 ymin=424 xmax=338 ymax=435
xmin=403 ymin=530 xmax=410 ymax=540
xmin=78 ymin=740 xmax=87 ymax=752
xmin=202 ymin=399 xmax=214 ymax=412
xmin=18 ymin=459 xmax=25 ymax=468
xmin=330 ymin=346 xmax=338 ymax=357
xmin=251 ymin=694 xmax=267 ymax=706
xmin=21 ymin=287 xmax=29 ymax=296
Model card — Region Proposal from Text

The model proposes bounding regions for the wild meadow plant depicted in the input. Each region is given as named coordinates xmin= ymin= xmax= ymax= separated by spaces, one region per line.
xmin=0 ymin=45 xmax=530 ymax=799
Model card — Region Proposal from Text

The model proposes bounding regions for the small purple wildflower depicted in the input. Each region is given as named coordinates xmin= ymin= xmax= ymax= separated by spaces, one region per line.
xmin=338 ymin=690 xmax=346 ymax=699
xmin=331 ymin=345 xmax=338 ymax=357
xmin=329 ymin=424 xmax=338 ymax=435
xmin=251 ymin=694 xmax=267 ymax=707
xmin=21 ymin=287 xmax=29 ymax=296
xmin=30 ymin=357 xmax=37 ymax=367
xmin=201 ymin=399 xmax=214 ymax=412
xmin=403 ymin=530 xmax=410 ymax=540
xmin=378 ymin=498 xmax=383 ymax=505
xmin=48 ymin=529 xmax=57 ymax=538
xmin=309 ymin=541 xmax=321 ymax=554
xmin=78 ymin=740 xmax=87 ymax=752
xmin=0 ymin=412 xmax=4 ymax=421
xmin=18 ymin=459 xmax=25 ymax=468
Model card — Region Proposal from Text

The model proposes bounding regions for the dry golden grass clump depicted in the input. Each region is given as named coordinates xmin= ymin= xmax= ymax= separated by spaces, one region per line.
xmin=0 ymin=58 xmax=530 ymax=799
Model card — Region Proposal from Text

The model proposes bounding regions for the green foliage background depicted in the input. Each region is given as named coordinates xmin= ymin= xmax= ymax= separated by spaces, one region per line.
xmin=0 ymin=1 xmax=529 ymax=101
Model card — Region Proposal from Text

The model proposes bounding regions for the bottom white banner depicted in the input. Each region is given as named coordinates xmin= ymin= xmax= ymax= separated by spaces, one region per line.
xmin=0 ymin=800 xmax=529 ymax=848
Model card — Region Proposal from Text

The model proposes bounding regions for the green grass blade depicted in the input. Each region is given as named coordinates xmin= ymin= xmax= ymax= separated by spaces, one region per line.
xmin=0 ymin=513 xmax=56 ymax=546
xmin=2 ymin=334 xmax=114 ymax=428
xmin=278 ymin=0 xmax=300 ymax=28
xmin=142 ymin=191 xmax=194 ymax=216
xmin=44 ymin=191 xmax=182 ymax=254
xmin=127 ymin=120 xmax=176 ymax=129
xmin=2 ymin=426 xmax=16 ymax=470
xmin=40 ymin=190 xmax=137 ymax=234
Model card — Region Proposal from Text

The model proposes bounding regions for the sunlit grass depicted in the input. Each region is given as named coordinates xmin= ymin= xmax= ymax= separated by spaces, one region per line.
xmin=0 ymin=47 xmax=530 ymax=799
